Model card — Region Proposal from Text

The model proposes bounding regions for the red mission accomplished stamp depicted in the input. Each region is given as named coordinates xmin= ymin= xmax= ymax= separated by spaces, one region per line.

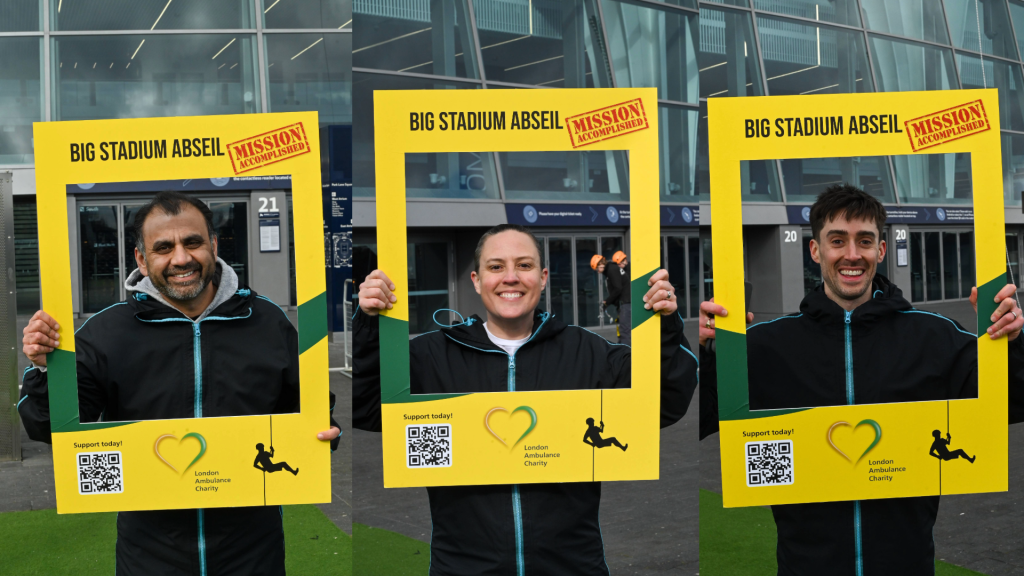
xmin=565 ymin=99 xmax=649 ymax=148
xmin=227 ymin=122 xmax=311 ymax=174
xmin=904 ymin=100 xmax=990 ymax=152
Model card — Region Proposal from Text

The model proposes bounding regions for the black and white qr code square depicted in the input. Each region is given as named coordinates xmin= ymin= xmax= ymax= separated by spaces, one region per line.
xmin=407 ymin=424 xmax=452 ymax=468
xmin=745 ymin=440 xmax=794 ymax=487
xmin=77 ymin=451 xmax=124 ymax=495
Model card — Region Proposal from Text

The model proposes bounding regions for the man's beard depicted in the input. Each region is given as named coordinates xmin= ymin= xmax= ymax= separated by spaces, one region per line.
xmin=151 ymin=260 xmax=214 ymax=302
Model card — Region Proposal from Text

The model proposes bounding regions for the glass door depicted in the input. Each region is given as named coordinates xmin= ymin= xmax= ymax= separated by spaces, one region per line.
xmin=79 ymin=205 xmax=122 ymax=313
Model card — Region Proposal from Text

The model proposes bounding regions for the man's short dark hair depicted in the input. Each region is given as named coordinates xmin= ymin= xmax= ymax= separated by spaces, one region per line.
xmin=810 ymin=183 xmax=887 ymax=242
xmin=133 ymin=191 xmax=217 ymax=254
xmin=473 ymin=224 xmax=543 ymax=272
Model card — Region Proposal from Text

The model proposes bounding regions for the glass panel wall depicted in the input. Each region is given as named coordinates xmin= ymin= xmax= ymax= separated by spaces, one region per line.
xmin=960 ymin=231 xmax=975 ymax=298
xmin=52 ymin=0 xmax=254 ymax=30
xmin=1008 ymin=233 xmax=1021 ymax=284
xmin=0 ymin=37 xmax=41 ymax=164
xmin=1003 ymin=132 xmax=1024 ymax=206
xmin=758 ymin=15 xmax=874 ymax=96
xmin=860 ymin=0 xmax=951 ymax=44
xmin=575 ymin=237 xmax=600 ymax=327
xmin=661 ymin=106 xmax=699 ymax=199
xmin=781 ymin=155 xmax=895 ymax=203
xmin=2 ymin=1 xmax=40 ymax=32
xmin=696 ymin=101 xmax=782 ymax=201
xmin=265 ymin=34 xmax=350 ymax=125
xmin=943 ymin=231 xmax=959 ymax=299
xmin=547 ymin=237 xmax=573 ymax=322
xmin=263 ymin=0 xmax=346 ymax=29
xmin=353 ymin=0 xmax=479 ymax=78
xmin=911 ymin=231 xmax=925 ymax=301
xmin=944 ymin=0 xmax=1018 ymax=59
xmin=925 ymin=231 xmax=942 ymax=300
xmin=869 ymin=35 xmax=959 ymax=92
xmin=956 ymin=53 xmax=1024 ymax=131
xmin=602 ymin=1 xmax=698 ymax=103
xmin=475 ymin=0 xmax=606 ymax=87
xmin=53 ymin=34 xmax=261 ymax=121
xmin=754 ymin=0 xmax=861 ymax=26
xmin=700 ymin=6 xmax=764 ymax=98
xmin=500 ymin=150 xmax=628 ymax=201
xmin=892 ymin=152 xmax=972 ymax=204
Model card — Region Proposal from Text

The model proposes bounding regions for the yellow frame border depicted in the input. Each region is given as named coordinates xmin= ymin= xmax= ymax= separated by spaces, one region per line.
xmin=709 ymin=89 xmax=1007 ymax=507
xmin=34 ymin=112 xmax=331 ymax=513
xmin=374 ymin=88 xmax=663 ymax=487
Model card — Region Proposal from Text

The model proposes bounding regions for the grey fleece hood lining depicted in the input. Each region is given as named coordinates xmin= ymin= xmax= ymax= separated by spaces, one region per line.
xmin=125 ymin=257 xmax=239 ymax=322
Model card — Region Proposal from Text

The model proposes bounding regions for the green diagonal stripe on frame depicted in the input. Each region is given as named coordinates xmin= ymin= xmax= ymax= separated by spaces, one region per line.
xmin=380 ymin=314 xmax=465 ymax=404
xmin=298 ymin=291 xmax=328 ymax=355
xmin=48 ymin=348 xmax=136 ymax=434
xmin=976 ymin=273 xmax=1007 ymax=338
xmin=630 ymin=269 xmax=657 ymax=329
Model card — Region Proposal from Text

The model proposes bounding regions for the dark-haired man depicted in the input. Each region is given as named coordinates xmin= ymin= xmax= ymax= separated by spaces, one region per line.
xmin=18 ymin=191 xmax=340 ymax=576
xmin=699 ymin=183 xmax=1024 ymax=576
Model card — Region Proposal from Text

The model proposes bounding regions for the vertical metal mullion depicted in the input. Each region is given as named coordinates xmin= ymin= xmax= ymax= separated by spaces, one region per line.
xmin=747 ymin=6 xmax=785 ymax=202
xmin=465 ymin=0 xmax=488 ymax=83
xmin=42 ymin=0 xmax=51 ymax=121
xmin=853 ymin=0 xmax=901 ymax=204
xmin=544 ymin=238 xmax=551 ymax=312
xmin=1005 ymin=0 xmax=1024 ymax=61
xmin=593 ymin=0 xmax=617 ymax=86
xmin=937 ymin=0 xmax=963 ymax=87
xmin=255 ymin=0 xmax=268 ymax=113
xmin=570 ymin=236 xmax=578 ymax=325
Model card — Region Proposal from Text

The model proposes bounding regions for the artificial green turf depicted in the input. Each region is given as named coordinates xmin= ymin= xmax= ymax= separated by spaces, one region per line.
xmin=699 ymin=489 xmax=986 ymax=576
xmin=283 ymin=505 xmax=352 ymax=575
xmin=0 ymin=505 xmax=351 ymax=576
xmin=353 ymin=522 xmax=431 ymax=575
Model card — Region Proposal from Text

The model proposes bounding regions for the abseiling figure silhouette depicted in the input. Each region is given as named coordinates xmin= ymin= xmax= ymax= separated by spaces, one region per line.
xmin=253 ymin=443 xmax=299 ymax=475
xmin=929 ymin=430 xmax=975 ymax=463
xmin=583 ymin=418 xmax=627 ymax=451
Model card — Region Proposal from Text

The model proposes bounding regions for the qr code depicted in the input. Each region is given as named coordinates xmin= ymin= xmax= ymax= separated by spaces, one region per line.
xmin=745 ymin=440 xmax=794 ymax=487
xmin=77 ymin=451 xmax=124 ymax=495
xmin=407 ymin=424 xmax=452 ymax=468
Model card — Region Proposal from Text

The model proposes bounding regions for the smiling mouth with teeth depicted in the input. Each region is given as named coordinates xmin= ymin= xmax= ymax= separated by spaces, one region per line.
xmin=499 ymin=292 xmax=523 ymax=299
xmin=839 ymin=270 xmax=864 ymax=277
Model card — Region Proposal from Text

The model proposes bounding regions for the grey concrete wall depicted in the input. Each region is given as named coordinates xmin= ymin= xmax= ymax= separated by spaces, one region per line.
xmin=744 ymin=225 xmax=803 ymax=315
xmin=247 ymin=190 xmax=290 ymax=306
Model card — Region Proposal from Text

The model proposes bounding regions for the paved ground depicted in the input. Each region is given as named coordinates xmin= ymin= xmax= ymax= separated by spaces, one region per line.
xmin=354 ymin=324 xmax=701 ymax=575
xmin=1 ymin=313 xmax=353 ymax=535
xmin=701 ymin=299 xmax=1024 ymax=576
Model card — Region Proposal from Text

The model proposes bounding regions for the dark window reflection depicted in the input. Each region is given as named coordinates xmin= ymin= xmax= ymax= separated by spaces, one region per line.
xmin=500 ymin=150 xmax=629 ymax=201
xmin=0 ymin=37 xmax=41 ymax=164
xmin=780 ymin=156 xmax=895 ymax=203
xmin=753 ymin=0 xmax=861 ymax=27
xmin=956 ymin=53 xmax=1024 ymax=132
xmin=699 ymin=7 xmax=763 ymax=98
xmin=79 ymin=206 xmax=121 ymax=313
xmin=945 ymin=0 xmax=1017 ymax=59
xmin=892 ymin=153 xmax=972 ymax=204
xmin=603 ymin=1 xmax=697 ymax=103
xmin=548 ymin=237 xmax=573 ymax=322
xmin=869 ymin=35 xmax=959 ymax=92
xmin=265 ymin=34 xmax=350 ymax=125
xmin=860 ymin=0 xmax=950 ymax=44
xmin=408 ymin=241 xmax=449 ymax=334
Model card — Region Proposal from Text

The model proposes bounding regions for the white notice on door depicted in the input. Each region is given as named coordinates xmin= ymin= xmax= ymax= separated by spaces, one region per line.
xmin=260 ymin=219 xmax=281 ymax=252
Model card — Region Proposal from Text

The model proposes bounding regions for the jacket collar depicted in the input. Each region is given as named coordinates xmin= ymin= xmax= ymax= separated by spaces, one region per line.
xmin=440 ymin=309 xmax=565 ymax=354
xmin=800 ymin=274 xmax=912 ymax=325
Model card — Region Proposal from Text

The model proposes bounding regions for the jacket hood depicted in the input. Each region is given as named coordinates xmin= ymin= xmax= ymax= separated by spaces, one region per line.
xmin=125 ymin=257 xmax=242 ymax=321
xmin=801 ymin=273 xmax=912 ymax=324
xmin=438 ymin=309 xmax=566 ymax=353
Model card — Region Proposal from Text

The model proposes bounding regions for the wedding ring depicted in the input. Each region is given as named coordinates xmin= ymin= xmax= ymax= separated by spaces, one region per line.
xmin=705 ymin=318 xmax=712 ymax=329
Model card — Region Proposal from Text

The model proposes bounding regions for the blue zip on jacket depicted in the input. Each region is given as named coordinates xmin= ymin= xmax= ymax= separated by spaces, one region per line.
xmin=353 ymin=307 xmax=698 ymax=576
xmin=700 ymin=275 xmax=1024 ymax=576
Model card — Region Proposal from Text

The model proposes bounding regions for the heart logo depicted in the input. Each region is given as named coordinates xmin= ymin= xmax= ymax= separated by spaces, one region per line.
xmin=828 ymin=419 xmax=881 ymax=464
xmin=155 ymin=432 xmax=207 ymax=475
xmin=485 ymin=406 xmax=537 ymax=450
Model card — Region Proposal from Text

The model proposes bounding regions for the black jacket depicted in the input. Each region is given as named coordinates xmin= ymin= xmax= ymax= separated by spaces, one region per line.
xmin=354 ymin=308 xmax=698 ymax=576
xmin=699 ymin=276 xmax=1024 ymax=576
xmin=602 ymin=264 xmax=630 ymax=307
xmin=18 ymin=287 xmax=339 ymax=576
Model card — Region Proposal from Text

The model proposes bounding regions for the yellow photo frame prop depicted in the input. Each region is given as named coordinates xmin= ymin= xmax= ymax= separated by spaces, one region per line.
xmin=375 ymin=88 xmax=661 ymax=487
xmin=33 ymin=112 xmax=331 ymax=513
xmin=708 ymin=89 xmax=1007 ymax=507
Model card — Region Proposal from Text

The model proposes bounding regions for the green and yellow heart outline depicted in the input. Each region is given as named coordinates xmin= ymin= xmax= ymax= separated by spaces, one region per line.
xmin=155 ymin=432 xmax=207 ymax=476
xmin=485 ymin=406 xmax=537 ymax=450
xmin=828 ymin=419 xmax=881 ymax=464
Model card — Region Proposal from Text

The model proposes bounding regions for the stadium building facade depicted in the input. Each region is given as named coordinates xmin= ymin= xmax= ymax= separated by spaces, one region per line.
xmin=0 ymin=0 xmax=350 ymax=315
xmin=354 ymin=0 xmax=1024 ymax=332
